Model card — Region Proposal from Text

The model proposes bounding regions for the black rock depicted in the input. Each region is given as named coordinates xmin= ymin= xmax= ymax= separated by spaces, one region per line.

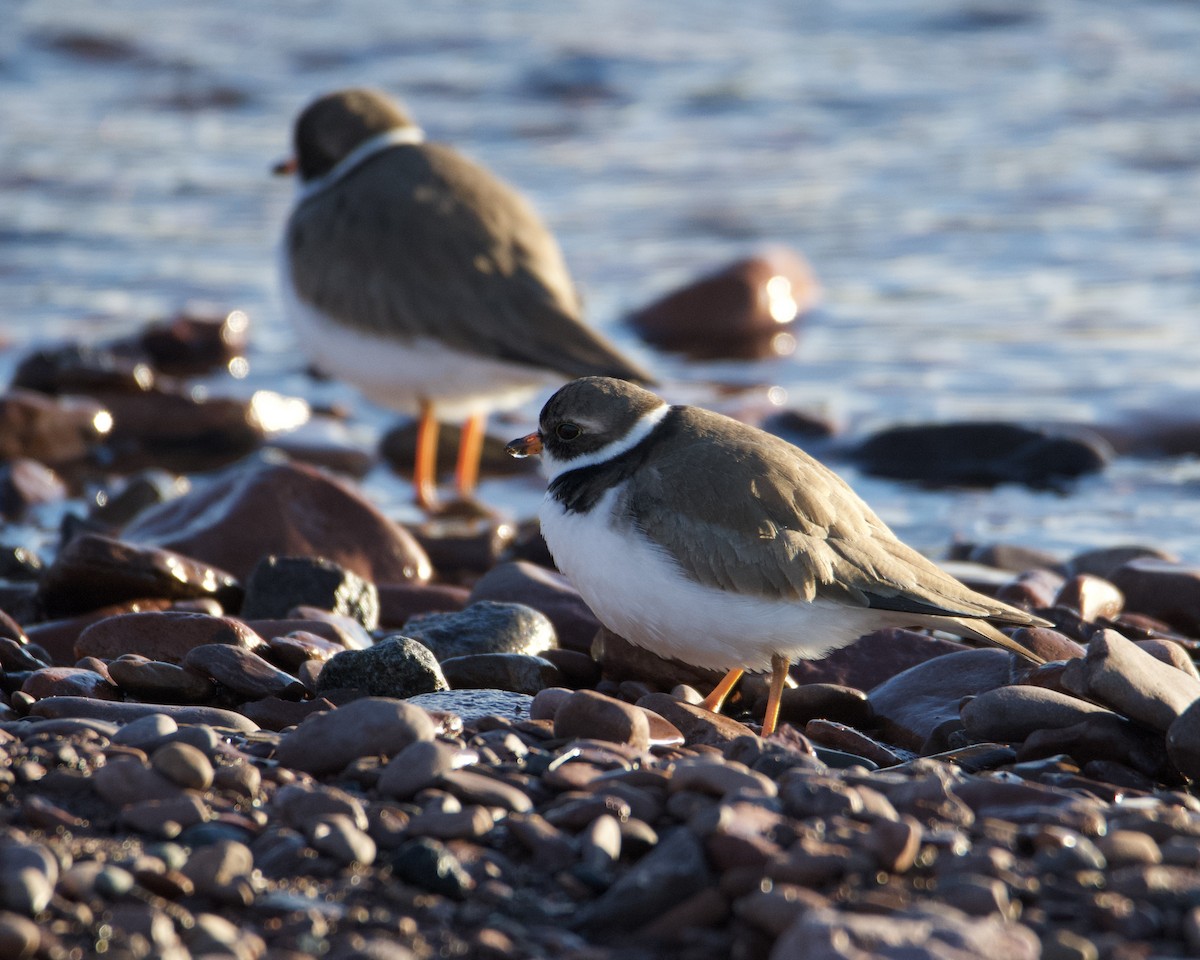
xmin=240 ymin=555 xmax=379 ymax=629
xmin=390 ymin=838 xmax=474 ymax=899
xmin=317 ymin=636 xmax=447 ymax=698
xmin=851 ymin=421 xmax=1111 ymax=489
xmin=440 ymin=653 xmax=561 ymax=695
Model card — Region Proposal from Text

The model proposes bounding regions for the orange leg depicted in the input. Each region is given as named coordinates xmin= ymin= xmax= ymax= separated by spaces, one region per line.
xmin=454 ymin=412 xmax=487 ymax=501
xmin=414 ymin=401 xmax=440 ymax=512
xmin=700 ymin=668 xmax=745 ymax=715
xmin=760 ymin=654 xmax=790 ymax=737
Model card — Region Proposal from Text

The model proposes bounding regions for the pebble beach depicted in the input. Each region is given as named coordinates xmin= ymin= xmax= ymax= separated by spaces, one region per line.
xmin=5 ymin=3 xmax=1200 ymax=959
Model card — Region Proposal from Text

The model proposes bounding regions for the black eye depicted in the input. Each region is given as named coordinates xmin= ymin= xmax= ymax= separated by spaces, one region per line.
xmin=555 ymin=422 xmax=582 ymax=441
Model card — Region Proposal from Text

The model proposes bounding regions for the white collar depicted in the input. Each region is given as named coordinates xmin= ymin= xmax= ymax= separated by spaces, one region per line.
xmin=296 ymin=126 xmax=426 ymax=203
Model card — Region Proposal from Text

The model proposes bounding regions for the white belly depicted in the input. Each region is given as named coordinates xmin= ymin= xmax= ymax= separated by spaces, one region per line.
xmin=278 ymin=248 xmax=560 ymax=420
xmin=539 ymin=487 xmax=895 ymax=673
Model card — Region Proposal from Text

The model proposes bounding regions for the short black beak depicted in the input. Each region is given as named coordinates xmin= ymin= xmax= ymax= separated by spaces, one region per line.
xmin=505 ymin=432 xmax=543 ymax=458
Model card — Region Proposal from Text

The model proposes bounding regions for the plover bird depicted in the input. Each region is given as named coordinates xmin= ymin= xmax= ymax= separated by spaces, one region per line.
xmin=276 ymin=88 xmax=652 ymax=510
xmin=507 ymin=377 xmax=1048 ymax=736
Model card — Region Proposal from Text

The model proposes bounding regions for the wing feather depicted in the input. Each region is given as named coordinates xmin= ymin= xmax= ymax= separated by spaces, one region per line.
xmin=287 ymin=144 xmax=651 ymax=381
xmin=622 ymin=408 xmax=1039 ymax=628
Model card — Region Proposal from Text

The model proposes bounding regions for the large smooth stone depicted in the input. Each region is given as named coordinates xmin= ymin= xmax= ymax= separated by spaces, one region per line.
xmin=869 ymin=649 xmax=1012 ymax=751
xmin=122 ymin=457 xmax=430 ymax=584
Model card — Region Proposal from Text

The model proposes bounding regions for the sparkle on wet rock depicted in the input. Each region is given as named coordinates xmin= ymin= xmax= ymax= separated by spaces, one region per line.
xmin=766 ymin=275 xmax=798 ymax=324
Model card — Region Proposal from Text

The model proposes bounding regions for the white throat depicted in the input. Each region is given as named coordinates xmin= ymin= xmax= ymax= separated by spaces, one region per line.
xmin=296 ymin=126 xmax=426 ymax=204
xmin=542 ymin=403 xmax=671 ymax=480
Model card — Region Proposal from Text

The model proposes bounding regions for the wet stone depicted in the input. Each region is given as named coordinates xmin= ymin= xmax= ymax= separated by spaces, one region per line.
xmin=775 ymin=683 xmax=873 ymax=728
xmin=790 ymin=628 xmax=970 ymax=691
xmin=0 ymin=837 xmax=58 ymax=915
xmin=239 ymin=695 xmax=335 ymax=731
xmin=92 ymin=756 xmax=184 ymax=806
xmin=627 ymin=247 xmax=818 ymax=360
xmin=961 ymin=686 xmax=1117 ymax=742
xmin=121 ymin=794 xmax=209 ymax=839
xmin=1166 ymin=697 xmax=1200 ymax=781
xmin=770 ymin=905 xmax=1040 ymax=960
xmin=803 ymin=720 xmax=904 ymax=767
xmin=870 ymin=649 xmax=1013 ymax=751
xmin=592 ymin=627 xmax=724 ymax=692
xmin=1019 ymin=713 xmax=1170 ymax=780
xmin=110 ymin=712 xmax=178 ymax=749
xmin=183 ymin=643 xmax=306 ymax=700
xmin=0 ymin=908 xmax=41 ymax=958
xmin=402 ymin=600 xmax=557 ymax=660
xmin=150 ymin=741 xmax=214 ymax=791
xmin=240 ymin=554 xmax=379 ymax=629
xmin=390 ymin=838 xmax=474 ymax=899
xmin=572 ymin=827 xmax=713 ymax=933
xmin=440 ymin=652 xmax=561 ymax=695
xmin=408 ymin=517 xmax=517 ymax=579
xmin=266 ymin=631 xmax=346 ymax=670
xmin=1136 ymin=638 xmax=1200 ymax=679
xmin=0 ymin=638 xmax=44 ymax=672
xmin=468 ymin=560 xmax=601 ymax=653
xmin=406 ymin=689 xmax=534 ymax=726
xmin=1061 ymin=628 xmax=1200 ymax=732
xmin=39 ymin=533 xmax=241 ymax=618
xmin=122 ymin=457 xmax=432 ymax=583
xmin=852 ymin=421 xmax=1110 ymax=489
xmin=1010 ymin=627 xmax=1087 ymax=663
xmin=638 ymin=692 xmax=756 ymax=745
xmin=106 ymin=657 xmax=218 ymax=702
xmin=274 ymin=697 xmax=435 ymax=776
xmin=0 ymin=388 xmax=110 ymax=467
xmin=317 ymin=636 xmax=447 ymax=698
xmin=0 ymin=459 xmax=65 ymax=521
xmin=29 ymin=695 xmax=259 ymax=731
xmin=554 ymin=690 xmax=650 ymax=750
xmin=307 ymin=814 xmax=377 ymax=866
xmin=1109 ymin=557 xmax=1200 ymax=635
xmin=377 ymin=581 xmax=470 ymax=627
xmin=439 ymin=769 xmax=534 ymax=813
xmin=181 ymin=839 xmax=255 ymax=905
xmin=76 ymin=610 xmax=264 ymax=665
xmin=377 ymin=739 xmax=469 ymax=799
xmin=1055 ymin=574 xmax=1124 ymax=621
xmin=20 ymin=667 xmax=119 ymax=701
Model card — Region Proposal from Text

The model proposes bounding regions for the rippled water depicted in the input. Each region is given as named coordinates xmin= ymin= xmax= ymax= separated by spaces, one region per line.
xmin=4 ymin=0 xmax=1200 ymax=561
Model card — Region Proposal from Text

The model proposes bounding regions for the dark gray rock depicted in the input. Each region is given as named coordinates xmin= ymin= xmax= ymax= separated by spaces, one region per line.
xmin=402 ymin=600 xmax=556 ymax=660
xmin=852 ymin=421 xmax=1110 ymax=489
xmin=317 ymin=636 xmax=447 ymax=699
xmin=240 ymin=555 xmax=379 ymax=629
xmin=390 ymin=838 xmax=473 ymax=899
xmin=440 ymin=652 xmax=561 ymax=695
xmin=469 ymin=561 xmax=601 ymax=653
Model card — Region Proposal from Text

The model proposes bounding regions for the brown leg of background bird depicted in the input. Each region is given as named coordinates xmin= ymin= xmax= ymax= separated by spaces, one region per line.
xmin=760 ymin=655 xmax=790 ymax=737
xmin=455 ymin=412 xmax=486 ymax=500
xmin=414 ymin=401 xmax=440 ymax=511
xmin=701 ymin=668 xmax=744 ymax=715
